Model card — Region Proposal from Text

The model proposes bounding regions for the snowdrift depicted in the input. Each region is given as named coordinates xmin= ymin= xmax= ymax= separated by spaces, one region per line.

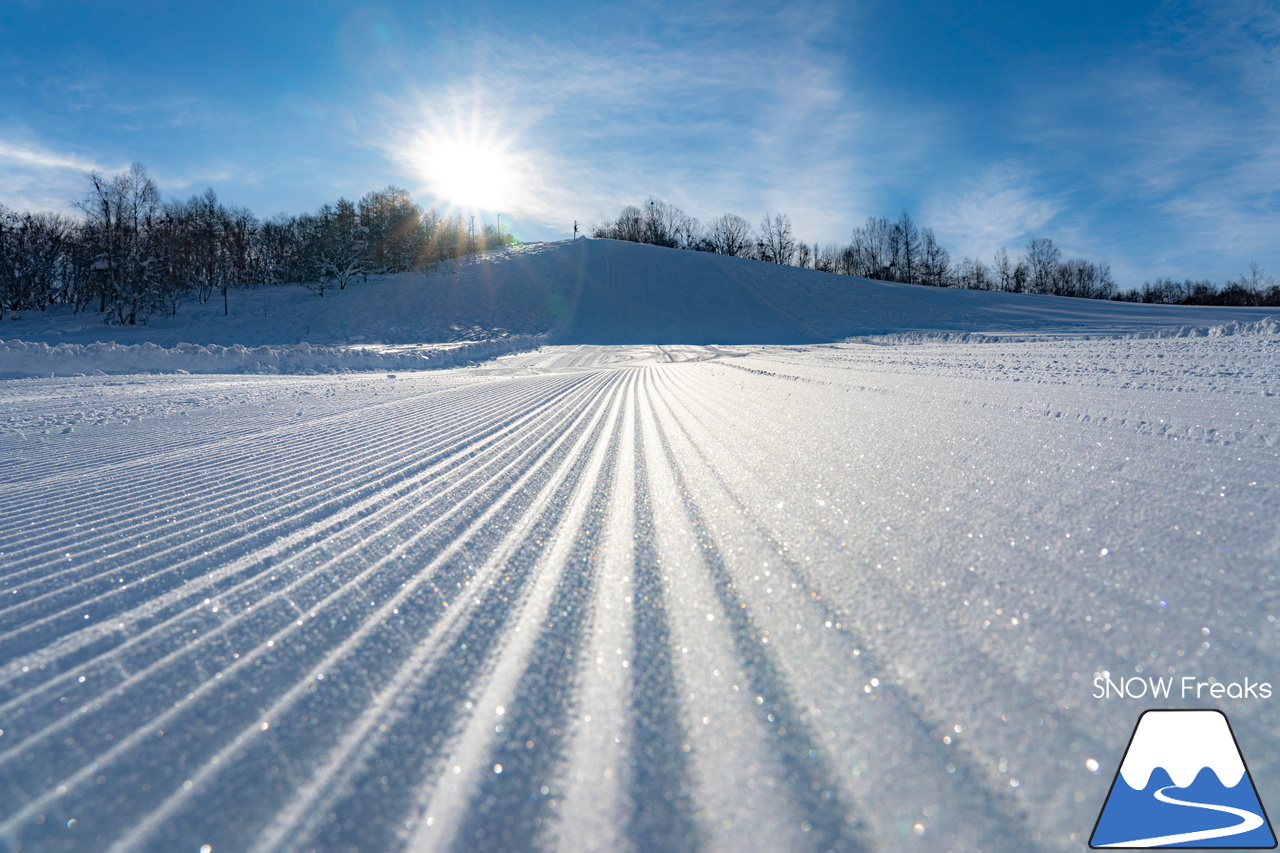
xmin=0 ymin=336 xmax=543 ymax=379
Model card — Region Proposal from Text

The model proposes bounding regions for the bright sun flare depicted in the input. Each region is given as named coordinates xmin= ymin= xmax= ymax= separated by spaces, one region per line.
xmin=426 ymin=137 xmax=513 ymax=210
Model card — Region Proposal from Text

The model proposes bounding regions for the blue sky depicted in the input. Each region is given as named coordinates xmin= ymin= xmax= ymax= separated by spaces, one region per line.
xmin=2 ymin=0 xmax=1277 ymax=286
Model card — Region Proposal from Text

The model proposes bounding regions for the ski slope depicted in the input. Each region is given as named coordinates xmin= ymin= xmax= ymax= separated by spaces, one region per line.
xmin=5 ymin=239 xmax=1280 ymax=380
xmin=2 ymin=331 xmax=1279 ymax=852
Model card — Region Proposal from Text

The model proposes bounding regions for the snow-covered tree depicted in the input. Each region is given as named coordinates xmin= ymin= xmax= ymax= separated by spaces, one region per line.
xmin=0 ymin=207 xmax=72 ymax=317
xmin=78 ymin=162 xmax=163 ymax=324
xmin=313 ymin=198 xmax=367 ymax=293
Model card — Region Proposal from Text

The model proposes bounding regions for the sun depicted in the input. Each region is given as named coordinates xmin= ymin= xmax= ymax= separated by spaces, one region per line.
xmin=422 ymin=133 xmax=514 ymax=211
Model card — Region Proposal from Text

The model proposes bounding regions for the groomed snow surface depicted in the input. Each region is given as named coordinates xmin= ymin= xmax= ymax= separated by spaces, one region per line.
xmin=1 ymin=241 xmax=1279 ymax=852
xmin=2 ymin=334 xmax=1279 ymax=852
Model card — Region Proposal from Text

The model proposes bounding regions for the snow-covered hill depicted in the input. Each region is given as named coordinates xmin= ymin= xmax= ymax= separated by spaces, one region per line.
xmin=3 ymin=239 xmax=1279 ymax=378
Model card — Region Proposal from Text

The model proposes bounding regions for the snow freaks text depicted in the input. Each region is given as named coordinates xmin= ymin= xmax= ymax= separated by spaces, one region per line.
xmin=1093 ymin=674 xmax=1273 ymax=700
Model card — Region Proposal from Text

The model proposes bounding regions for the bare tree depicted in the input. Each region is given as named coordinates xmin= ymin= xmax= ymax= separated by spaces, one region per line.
xmin=643 ymin=198 xmax=699 ymax=248
xmin=592 ymin=198 xmax=700 ymax=249
xmin=259 ymin=213 xmax=317 ymax=286
xmin=795 ymin=242 xmax=813 ymax=269
xmin=845 ymin=216 xmax=894 ymax=279
xmin=703 ymin=213 xmax=755 ymax=257
xmin=480 ymin=222 xmax=508 ymax=251
xmin=1012 ymin=260 xmax=1030 ymax=293
xmin=190 ymin=188 xmax=230 ymax=304
xmin=222 ymin=206 xmax=257 ymax=314
xmin=1024 ymin=237 xmax=1062 ymax=294
xmin=918 ymin=227 xmax=951 ymax=286
xmin=814 ymin=243 xmax=840 ymax=273
xmin=1223 ymin=261 xmax=1278 ymax=305
xmin=150 ymin=200 xmax=195 ymax=317
xmin=359 ymin=186 xmax=422 ymax=273
xmin=593 ymin=205 xmax=641 ymax=242
xmin=954 ymin=257 xmax=992 ymax=290
xmin=759 ymin=212 xmax=796 ymax=265
xmin=992 ymin=246 xmax=1014 ymax=292
xmin=890 ymin=211 xmax=920 ymax=284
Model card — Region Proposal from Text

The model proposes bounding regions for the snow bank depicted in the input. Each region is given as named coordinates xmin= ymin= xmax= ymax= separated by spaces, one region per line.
xmin=0 ymin=335 xmax=544 ymax=379
xmin=854 ymin=316 xmax=1280 ymax=345
xmin=1144 ymin=316 xmax=1280 ymax=338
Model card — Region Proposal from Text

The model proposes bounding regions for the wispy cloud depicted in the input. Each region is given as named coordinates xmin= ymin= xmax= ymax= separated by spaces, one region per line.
xmin=922 ymin=164 xmax=1061 ymax=263
xmin=1001 ymin=0 xmax=1280 ymax=280
xmin=0 ymin=136 xmax=238 ymax=209
xmin=1142 ymin=0 xmax=1280 ymax=273
xmin=0 ymin=138 xmax=129 ymax=212
xmin=0 ymin=140 xmax=116 ymax=174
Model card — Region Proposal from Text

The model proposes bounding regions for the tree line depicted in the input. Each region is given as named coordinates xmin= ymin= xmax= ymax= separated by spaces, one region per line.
xmin=593 ymin=199 xmax=1280 ymax=306
xmin=1111 ymin=262 xmax=1280 ymax=307
xmin=0 ymin=163 xmax=513 ymax=323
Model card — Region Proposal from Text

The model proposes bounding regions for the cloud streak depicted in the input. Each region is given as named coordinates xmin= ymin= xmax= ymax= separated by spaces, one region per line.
xmin=923 ymin=164 xmax=1062 ymax=264
xmin=992 ymin=0 xmax=1280 ymax=281
xmin=0 ymin=140 xmax=116 ymax=174
xmin=0 ymin=138 xmax=130 ymax=213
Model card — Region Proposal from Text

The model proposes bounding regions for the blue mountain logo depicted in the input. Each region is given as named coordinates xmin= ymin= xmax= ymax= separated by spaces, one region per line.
xmin=1091 ymin=709 xmax=1276 ymax=848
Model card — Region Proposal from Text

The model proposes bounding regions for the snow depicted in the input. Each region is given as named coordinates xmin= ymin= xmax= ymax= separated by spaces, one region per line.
xmin=0 ymin=336 xmax=544 ymax=379
xmin=3 ymin=238 xmax=1278 ymax=378
xmin=1 ymin=240 xmax=1279 ymax=851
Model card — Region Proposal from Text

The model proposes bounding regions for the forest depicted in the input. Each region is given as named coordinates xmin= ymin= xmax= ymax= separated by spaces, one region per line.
xmin=0 ymin=163 xmax=511 ymax=324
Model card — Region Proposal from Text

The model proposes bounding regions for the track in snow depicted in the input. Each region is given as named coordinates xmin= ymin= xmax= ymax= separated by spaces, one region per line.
xmin=1 ymin=338 xmax=1278 ymax=852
